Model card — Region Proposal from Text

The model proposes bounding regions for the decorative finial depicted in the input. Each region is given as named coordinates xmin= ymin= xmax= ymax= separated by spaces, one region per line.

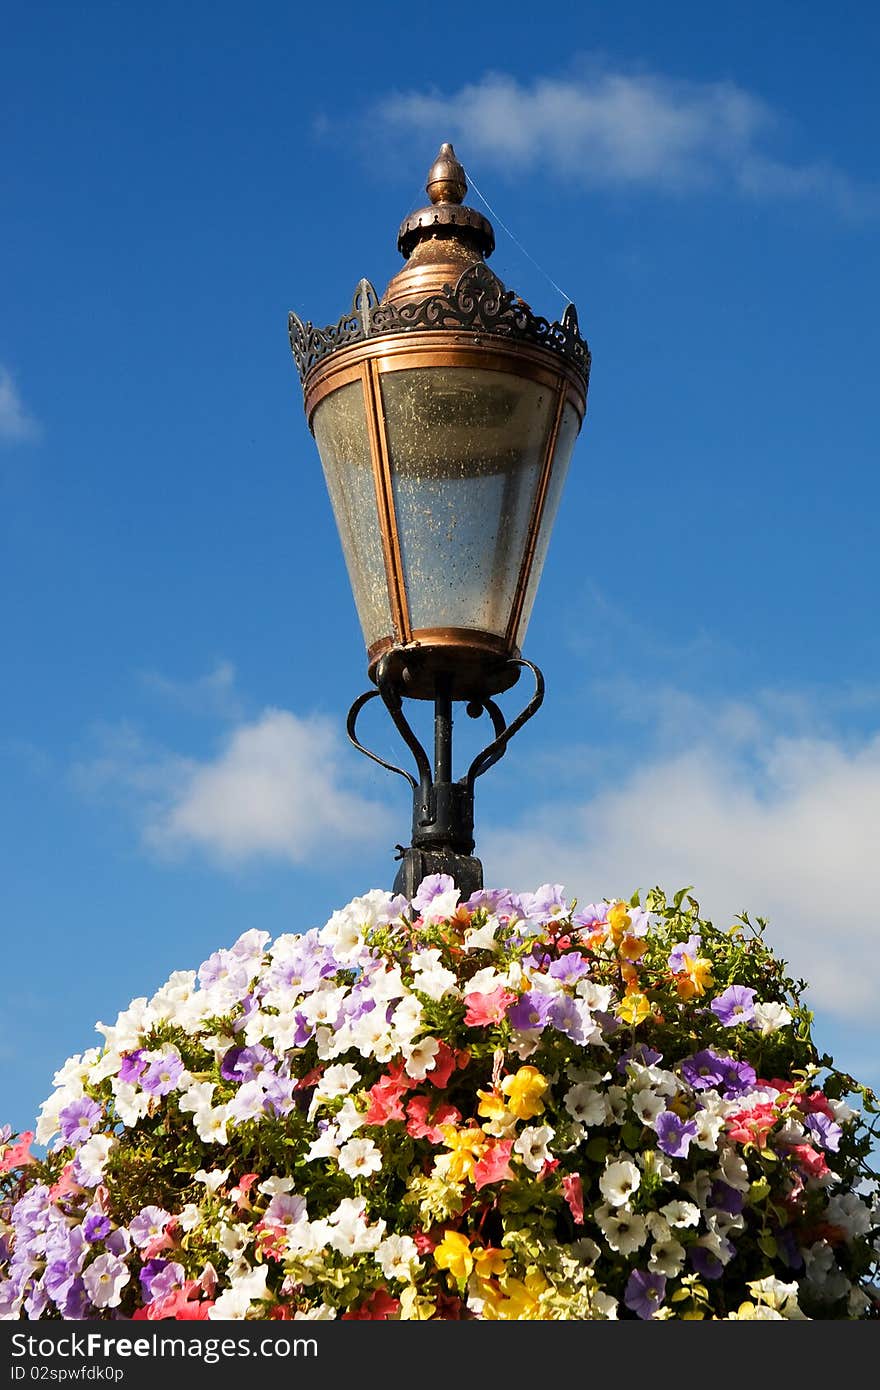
xmin=426 ymin=142 xmax=467 ymax=205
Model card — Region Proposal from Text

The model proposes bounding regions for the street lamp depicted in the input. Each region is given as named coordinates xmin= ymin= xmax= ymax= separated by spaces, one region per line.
xmin=289 ymin=143 xmax=590 ymax=899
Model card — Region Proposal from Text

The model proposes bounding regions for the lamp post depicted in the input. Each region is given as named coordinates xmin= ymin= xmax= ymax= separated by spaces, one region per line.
xmin=289 ymin=143 xmax=590 ymax=899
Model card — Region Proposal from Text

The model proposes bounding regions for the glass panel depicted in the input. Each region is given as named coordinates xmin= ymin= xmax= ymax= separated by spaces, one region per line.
xmin=312 ymin=380 xmax=393 ymax=649
xmin=515 ymin=402 xmax=580 ymax=647
xmin=380 ymin=366 xmax=557 ymax=637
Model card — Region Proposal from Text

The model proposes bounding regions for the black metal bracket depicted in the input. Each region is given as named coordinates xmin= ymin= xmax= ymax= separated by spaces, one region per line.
xmin=346 ymin=655 xmax=544 ymax=898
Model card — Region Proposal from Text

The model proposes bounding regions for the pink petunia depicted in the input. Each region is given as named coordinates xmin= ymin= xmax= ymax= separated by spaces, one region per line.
xmin=364 ymin=1079 xmax=407 ymax=1126
xmin=0 ymin=1131 xmax=35 ymax=1174
xmin=463 ymin=988 xmax=516 ymax=1027
xmin=562 ymin=1173 xmax=585 ymax=1225
xmin=788 ymin=1143 xmax=830 ymax=1180
xmin=132 ymin=1281 xmax=213 ymax=1320
xmin=472 ymin=1140 xmax=514 ymax=1190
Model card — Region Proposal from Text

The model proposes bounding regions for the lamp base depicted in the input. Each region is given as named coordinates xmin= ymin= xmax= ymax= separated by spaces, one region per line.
xmin=393 ymin=846 xmax=483 ymax=903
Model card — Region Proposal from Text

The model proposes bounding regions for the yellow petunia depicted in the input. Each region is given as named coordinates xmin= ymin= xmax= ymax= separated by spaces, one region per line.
xmin=675 ymin=953 xmax=714 ymax=999
xmin=439 ymin=1125 xmax=486 ymax=1183
xmin=481 ymin=1271 xmax=548 ymax=1320
xmin=472 ymin=1245 xmax=512 ymax=1280
xmin=618 ymin=992 xmax=651 ymax=1026
xmin=433 ymin=1230 xmax=474 ymax=1283
xmin=499 ymin=1066 xmax=549 ymax=1120
xmin=607 ymin=901 xmax=631 ymax=945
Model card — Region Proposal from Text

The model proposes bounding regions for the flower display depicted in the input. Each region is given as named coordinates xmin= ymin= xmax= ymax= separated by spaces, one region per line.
xmin=2 ymin=879 xmax=878 ymax=1321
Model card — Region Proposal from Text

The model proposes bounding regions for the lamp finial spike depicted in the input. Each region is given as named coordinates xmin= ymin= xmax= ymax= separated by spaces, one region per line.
xmin=426 ymin=142 xmax=467 ymax=205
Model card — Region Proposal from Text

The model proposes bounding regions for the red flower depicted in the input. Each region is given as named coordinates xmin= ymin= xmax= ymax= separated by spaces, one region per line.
xmin=342 ymin=1289 xmax=400 ymax=1320
xmin=406 ymin=1095 xmax=461 ymax=1143
xmin=426 ymin=1042 xmax=457 ymax=1089
xmin=800 ymin=1090 xmax=835 ymax=1119
xmin=413 ymin=1228 xmax=439 ymax=1254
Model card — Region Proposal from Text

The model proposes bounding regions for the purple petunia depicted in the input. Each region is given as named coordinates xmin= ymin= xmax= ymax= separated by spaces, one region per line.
xmin=139 ymin=1259 xmax=184 ymax=1303
xmin=655 ymin=1111 xmax=698 ymax=1158
xmin=548 ymin=953 xmax=590 ymax=985
xmin=465 ymin=887 xmax=523 ymax=918
xmin=617 ymin=1044 xmax=663 ymax=1075
xmin=507 ymin=991 xmax=554 ymax=1032
xmin=805 ymin=1112 xmax=843 ymax=1152
xmin=547 ymin=994 xmax=585 ymax=1041
xmin=519 ymin=884 xmax=569 ymax=923
xmin=82 ymin=1213 xmax=111 ymax=1244
xmin=140 ymin=1054 xmax=186 ymax=1097
xmin=220 ymin=1044 xmax=277 ymax=1084
xmin=709 ymin=1180 xmax=746 ymax=1216
xmin=680 ymin=1049 xmax=728 ymax=1091
xmin=668 ymin=933 xmax=701 ymax=972
xmin=412 ymin=874 xmax=456 ymax=913
xmin=58 ymin=1097 xmax=102 ymax=1147
xmin=128 ymin=1207 xmax=171 ymax=1250
xmin=117 ymin=1050 xmax=147 ymax=1085
xmin=710 ymin=985 xmax=757 ymax=1027
xmin=624 ymin=1268 xmax=667 ymax=1319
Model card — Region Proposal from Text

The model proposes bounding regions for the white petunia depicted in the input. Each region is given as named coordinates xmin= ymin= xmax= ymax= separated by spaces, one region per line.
xmin=110 ymin=1080 xmax=150 ymax=1128
xmin=751 ymin=1001 xmax=792 ymax=1035
xmin=338 ymin=1137 xmax=382 ymax=1179
xmin=75 ymin=1134 xmax=115 ymax=1185
xmin=514 ymin=1124 xmax=555 ymax=1172
xmin=376 ymin=1233 xmax=421 ymax=1280
xmin=648 ymin=1237 xmax=686 ymax=1277
xmin=194 ymin=1168 xmax=230 ymax=1191
xmin=599 ymin=1159 xmax=641 ymax=1207
xmin=631 ymin=1088 xmax=665 ymax=1126
xmin=403 ymin=1036 xmax=441 ymax=1080
xmin=463 ymin=916 xmax=500 ymax=952
xmin=660 ymin=1199 xmax=700 ymax=1228
xmin=318 ymin=1063 xmax=361 ymax=1098
xmin=192 ymin=1105 xmax=230 ymax=1145
xmin=565 ymin=1083 xmax=608 ymax=1128
xmin=595 ymin=1204 xmax=648 ymax=1256
xmin=178 ymin=1081 xmax=216 ymax=1114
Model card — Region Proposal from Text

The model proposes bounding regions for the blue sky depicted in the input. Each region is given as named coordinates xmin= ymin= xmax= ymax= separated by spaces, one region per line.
xmin=3 ymin=0 xmax=880 ymax=1138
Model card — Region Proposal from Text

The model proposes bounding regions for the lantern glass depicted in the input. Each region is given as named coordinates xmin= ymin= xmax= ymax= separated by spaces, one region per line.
xmin=379 ymin=365 xmax=557 ymax=637
xmin=514 ymin=400 xmax=581 ymax=646
xmin=312 ymin=379 xmax=393 ymax=648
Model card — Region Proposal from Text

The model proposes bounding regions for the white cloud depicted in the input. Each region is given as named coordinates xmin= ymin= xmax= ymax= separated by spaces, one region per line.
xmin=75 ymin=709 xmax=393 ymax=866
xmin=483 ymin=698 xmax=880 ymax=1020
xmin=0 ymin=365 xmax=40 ymax=443
xmin=376 ymin=67 xmax=874 ymax=212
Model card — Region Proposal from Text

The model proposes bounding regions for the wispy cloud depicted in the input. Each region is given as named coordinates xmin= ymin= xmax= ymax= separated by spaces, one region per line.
xmin=375 ymin=65 xmax=875 ymax=214
xmin=74 ymin=708 xmax=393 ymax=867
xmin=140 ymin=660 xmax=243 ymax=721
xmin=0 ymin=365 xmax=40 ymax=443
xmin=483 ymin=691 xmax=880 ymax=1021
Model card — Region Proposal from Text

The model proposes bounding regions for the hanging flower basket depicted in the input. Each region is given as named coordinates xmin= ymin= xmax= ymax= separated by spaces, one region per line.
xmin=2 ymin=879 xmax=878 ymax=1320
